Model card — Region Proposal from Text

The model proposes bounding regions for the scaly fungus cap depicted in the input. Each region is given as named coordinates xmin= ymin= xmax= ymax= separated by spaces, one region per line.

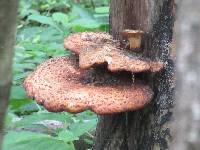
xmin=64 ymin=32 xmax=120 ymax=54
xmin=64 ymin=32 xmax=164 ymax=72
xmin=23 ymin=56 xmax=153 ymax=114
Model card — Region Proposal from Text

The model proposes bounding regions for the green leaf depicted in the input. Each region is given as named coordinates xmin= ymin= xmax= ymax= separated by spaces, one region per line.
xmin=3 ymin=131 xmax=50 ymax=146
xmin=10 ymin=101 xmax=39 ymax=115
xmin=95 ymin=7 xmax=109 ymax=14
xmin=28 ymin=14 xmax=55 ymax=26
xmin=99 ymin=24 xmax=110 ymax=32
xmin=19 ymin=42 xmax=46 ymax=51
xmin=69 ymin=119 xmax=97 ymax=137
xmin=70 ymin=4 xmax=93 ymax=19
xmin=4 ymin=113 xmax=18 ymax=129
xmin=14 ymin=112 xmax=72 ymax=128
xmin=9 ymin=99 xmax=33 ymax=110
xmin=71 ymin=18 xmax=101 ymax=29
xmin=84 ymin=138 xmax=94 ymax=145
xmin=17 ymin=27 xmax=43 ymax=41
xmin=52 ymin=12 xmax=69 ymax=26
xmin=13 ymin=72 xmax=30 ymax=82
xmin=58 ymin=130 xmax=79 ymax=142
xmin=75 ymin=110 xmax=96 ymax=120
xmin=13 ymin=63 xmax=36 ymax=70
xmin=3 ymin=131 xmax=75 ymax=150
xmin=10 ymin=86 xmax=27 ymax=100
xmin=39 ymin=27 xmax=64 ymax=42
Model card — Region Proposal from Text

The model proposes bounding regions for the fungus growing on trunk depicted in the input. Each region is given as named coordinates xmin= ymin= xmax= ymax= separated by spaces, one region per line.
xmin=121 ymin=29 xmax=144 ymax=49
xmin=64 ymin=32 xmax=120 ymax=54
xmin=23 ymin=31 xmax=164 ymax=114
xmin=23 ymin=56 xmax=153 ymax=114
xmin=64 ymin=32 xmax=164 ymax=72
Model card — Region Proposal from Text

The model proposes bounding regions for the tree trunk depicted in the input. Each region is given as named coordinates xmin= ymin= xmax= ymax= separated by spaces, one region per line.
xmin=0 ymin=0 xmax=18 ymax=149
xmin=171 ymin=0 xmax=200 ymax=150
xmin=94 ymin=0 xmax=175 ymax=150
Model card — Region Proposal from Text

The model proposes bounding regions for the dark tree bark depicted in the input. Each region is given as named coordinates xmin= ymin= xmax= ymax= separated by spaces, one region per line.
xmin=94 ymin=0 xmax=175 ymax=150
xmin=171 ymin=0 xmax=200 ymax=150
xmin=0 ymin=0 xmax=18 ymax=149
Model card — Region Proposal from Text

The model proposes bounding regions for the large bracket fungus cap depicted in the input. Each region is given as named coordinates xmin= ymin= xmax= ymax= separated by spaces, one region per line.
xmin=23 ymin=56 xmax=153 ymax=114
xmin=64 ymin=32 xmax=164 ymax=73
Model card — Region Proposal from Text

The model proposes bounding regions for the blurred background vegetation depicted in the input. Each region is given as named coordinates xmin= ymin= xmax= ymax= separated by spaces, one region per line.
xmin=3 ymin=0 xmax=109 ymax=150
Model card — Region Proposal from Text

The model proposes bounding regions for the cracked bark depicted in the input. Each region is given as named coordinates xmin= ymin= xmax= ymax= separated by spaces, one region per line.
xmin=94 ymin=0 xmax=175 ymax=150
xmin=0 ymin=0 xmax=18 ymax=149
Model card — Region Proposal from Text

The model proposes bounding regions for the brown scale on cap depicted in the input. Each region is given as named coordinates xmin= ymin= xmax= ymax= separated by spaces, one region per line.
xmin=64 ymin=32 xmax=120 ymax=54
xmin=64 ymin=32 xmax=164 ymax=72
xmin=23 ymin=56 xmax=153 ymax=114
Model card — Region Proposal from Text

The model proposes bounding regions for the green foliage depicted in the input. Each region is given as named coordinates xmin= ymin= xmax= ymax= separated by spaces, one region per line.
xmin=3 ymin=0 xmax=109 ymax=149
xmin=3 ymin=131 xmax=75 ymax=150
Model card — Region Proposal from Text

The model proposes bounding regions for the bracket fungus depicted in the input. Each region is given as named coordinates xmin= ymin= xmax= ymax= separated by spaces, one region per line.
xmin=23 ymin=56 xmax=153 ymax=114
xmin=64 ymin=32 xmax=164 ymax=73
xmin=23 ymin=32 xmax=164 ymax=114
xmin=64 ymin=32 xmax=120 ymax=54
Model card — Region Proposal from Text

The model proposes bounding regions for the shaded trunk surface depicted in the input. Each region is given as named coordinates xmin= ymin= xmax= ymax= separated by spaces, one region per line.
xmin=171 ymin=0 xmax=200 ymax=150
xmin=0 ymin=0 xmax=18 ymax=149
xmin=94 ymin=0 xmax=175 ymax=150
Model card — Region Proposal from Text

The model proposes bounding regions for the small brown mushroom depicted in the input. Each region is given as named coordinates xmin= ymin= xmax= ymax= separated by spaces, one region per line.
xmin=64 ymin=32 xmax=164 ymax=73
xmin=121 ymin=29 xmax=144 ymax=49
xmin=23 ymin=56 xmax=153 ymax=114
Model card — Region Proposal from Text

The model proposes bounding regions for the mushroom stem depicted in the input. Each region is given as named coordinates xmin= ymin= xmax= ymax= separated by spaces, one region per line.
xmin=121 ymin=29 xmax=144 ymax=50
xmin=129 ymin=35 xmax=142 ymax=49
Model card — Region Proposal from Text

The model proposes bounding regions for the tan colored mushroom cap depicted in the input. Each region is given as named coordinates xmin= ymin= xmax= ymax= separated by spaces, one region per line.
xmin=23 ymin=56 xmax=153 ymax=114
xmin=121 ymin=30 xmax=145 ymax=49
xmin=64 ymin=32 xmax=164 ymax=72
xmin=121 ymin=29 xmax=144 ymax=37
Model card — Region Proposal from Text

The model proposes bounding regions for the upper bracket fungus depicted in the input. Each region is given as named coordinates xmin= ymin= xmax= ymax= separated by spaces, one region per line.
xmin=64 ymin=32 xmax=164 ymax=73
xmin=121 ymin=29 xmax=144 ymax=50
xmin=23 ymin=56 xmax=153 ymax=114
xmin=64 ymin=32 xmax=120 ymax=54
xmin=23 ymin=31 xmax=164 ymax=115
